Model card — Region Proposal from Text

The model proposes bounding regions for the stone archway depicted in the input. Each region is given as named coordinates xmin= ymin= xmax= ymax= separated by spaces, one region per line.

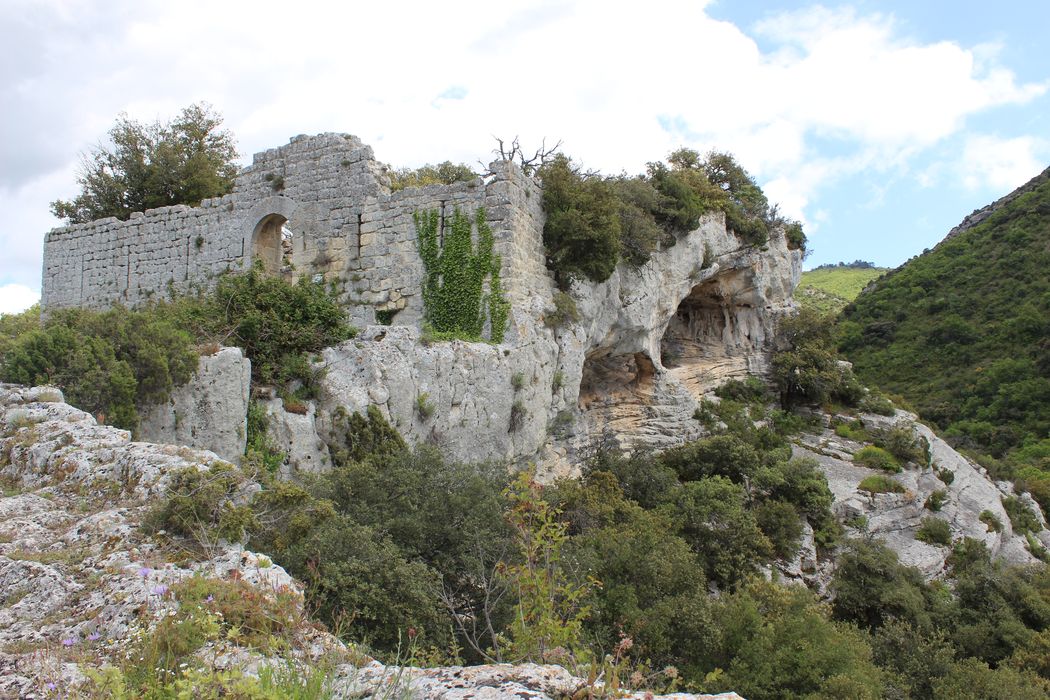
xmin=241 ymin=195 xmax=299 ymax=275
xmin=251 ymin=214 xmax=287 ymax=274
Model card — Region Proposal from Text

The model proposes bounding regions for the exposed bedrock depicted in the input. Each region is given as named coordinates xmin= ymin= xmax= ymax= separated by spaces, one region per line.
xmin=137 ymin=347 xmax=251 ymax=463
xmin=290 ymin=214 xmax=801 ymax=477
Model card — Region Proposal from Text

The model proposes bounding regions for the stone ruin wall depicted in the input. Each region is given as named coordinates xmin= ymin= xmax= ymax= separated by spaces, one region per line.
xmin=42 ymin=133 xmax=549 ymax=329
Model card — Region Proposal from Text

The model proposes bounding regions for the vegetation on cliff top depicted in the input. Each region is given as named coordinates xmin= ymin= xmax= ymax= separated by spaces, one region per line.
xmin=538 ymin=148 xmax=805 ymax=288
xmin=839 ymin=168 xmax=1050 ymax=510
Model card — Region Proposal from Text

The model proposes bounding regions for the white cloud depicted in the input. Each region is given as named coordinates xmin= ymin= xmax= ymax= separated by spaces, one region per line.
xmin=0 ymin=284 xmax=40 ymax=315
xmin=3 ymin=0 xmax=1047 ymax=289
xmin=960 ymin=134 xmax=1047 ymax=191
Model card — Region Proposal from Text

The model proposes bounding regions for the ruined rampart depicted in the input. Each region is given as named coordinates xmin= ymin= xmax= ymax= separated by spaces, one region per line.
xmin=42 ymin=134 xmax=548 ymax=327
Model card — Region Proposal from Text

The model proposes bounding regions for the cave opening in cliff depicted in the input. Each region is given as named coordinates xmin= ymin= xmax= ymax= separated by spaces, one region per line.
xmin=578 ymin=351 xmax=656 ymax=410
xmin=660 ymin=270 xmax=754 ymax=371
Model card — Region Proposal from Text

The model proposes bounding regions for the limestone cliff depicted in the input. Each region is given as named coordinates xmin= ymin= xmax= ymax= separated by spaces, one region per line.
xmin=277 ymin=213 xmax=801 ymax=479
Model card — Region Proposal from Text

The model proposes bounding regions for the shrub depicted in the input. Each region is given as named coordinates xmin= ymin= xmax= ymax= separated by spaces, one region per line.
xmin=755 ymin=499 xmax=804 ymax=559
xmin=144 ymin=462 xmax=256 ymax=546
xmin=1001 ymin=496 xmax=1042 ymax=535
xmin=714 ymin=376 xmax=768 ymax=404
xmin=925 ymin=489 xmax=948 ymax=511
xmin=859 ymin=474 xmax=905 ymax=494
xmin=544 ymin=290 xmax=580 ymax=329
xmin=1 ymin=306 xmax=197 ymax=430
xmin=539 ymin=155 xmax=622 ymax=287
xmin=835 ymin=419 xmax=869 ymax=441
xmin=873 ymin=425 xmax=926 ymax=465
xmin=511 ymin=372 xmax=526 ymax=391
xmin=415 ymin=392 xmax=435 ymax=421
xmin=859 ymin=392 xmax=896 ymax=416
xmin=389 ymin=161 xmax=476 ymax=191
xmin=171 ymin=266 xmax=353 ymax=387
xmin=980 ymin=510 xmax=1004 ymax=533
xmin=785 ymin=221 xmax=807 ymax=251
xmin=936 ymin=465 xmax=955 ymax=485
xmin=509 ymin=400 xmax=526 ymax=432
xmin=501 ymin=469 xmax=592 ymax=662
xmin=916 ymin=517 xmax=952 ymax=546
xmin=854 ymin=445 xmax=901 ymax=472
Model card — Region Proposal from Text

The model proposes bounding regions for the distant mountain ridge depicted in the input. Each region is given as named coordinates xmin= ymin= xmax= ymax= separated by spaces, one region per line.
xmin=944 ymin=165 xmax=1050 ymax=242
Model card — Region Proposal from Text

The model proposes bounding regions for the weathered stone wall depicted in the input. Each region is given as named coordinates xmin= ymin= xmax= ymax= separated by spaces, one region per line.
xmin=42 ymin=134 xmax=548 ymax=329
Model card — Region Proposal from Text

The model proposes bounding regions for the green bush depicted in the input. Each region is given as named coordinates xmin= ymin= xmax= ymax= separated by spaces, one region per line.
xmin=859 ymin=392 xmax=896 ymax=416
xmin=389 ymin=161 xmax=476 ymax=191
xmin=544 ymin=290 xmax=580 ymax=329
xmin=854 ymin=445 xmax=901 ymax=472
xmin=858 ymin=474 xmax=905 ymax=494
xmin=157 ymin=266 xmax=353 ymax=390
xmin=873 ymin=425 xmax=926 ymax=465
xmin=754 ymin=499 xmax=804 ymax=559
xmin=916 ymin=517 xmax=952 ymax=546
xmin=772 ymin=308 xmax=864 ymax=408
xmin=834 ymin=419 xmax=869 ymax=441
xmin=143 ymin=462 xmax=256 ymax=546
xmin=925 ymin=489 xmax=948 ymax=511
xmin=714 ymin=376 xmax=768 ymax=404
xmin=539 ymin=155 xmax=622 ymax=287
xmin=1 ymin=306 xmax=197 ymax=430
xmin=980 ymin=510 xmax=1004 ymax=533
xmin=1001 ymin=496 xmax=1042 ymax=535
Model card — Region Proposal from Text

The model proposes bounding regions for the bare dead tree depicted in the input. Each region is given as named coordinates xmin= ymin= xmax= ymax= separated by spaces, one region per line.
xmin=438 ymin=538 xmax=511 ymax=663
xmin=492 ymin=136 xmax=563 ymax=175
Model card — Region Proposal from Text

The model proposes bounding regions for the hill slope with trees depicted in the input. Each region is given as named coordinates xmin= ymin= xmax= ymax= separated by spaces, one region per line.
xmin=839 ymin=167 xmax=1050 ymax=506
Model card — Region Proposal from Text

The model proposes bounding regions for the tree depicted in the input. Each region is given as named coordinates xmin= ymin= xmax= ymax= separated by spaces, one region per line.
xmin=51 ymin=103 xmax=238 ymax=224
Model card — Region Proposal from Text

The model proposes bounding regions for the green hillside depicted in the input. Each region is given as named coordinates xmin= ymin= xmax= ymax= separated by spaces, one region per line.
xmin=798 ymin=265 xmax=888 ymax=314
xmin=839 ymin=167 xmax=1050 ymax=505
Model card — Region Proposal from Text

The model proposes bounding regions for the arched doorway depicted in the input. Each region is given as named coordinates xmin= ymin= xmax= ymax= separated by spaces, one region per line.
xmin=251 ymin=214 xmax=294 ymax=275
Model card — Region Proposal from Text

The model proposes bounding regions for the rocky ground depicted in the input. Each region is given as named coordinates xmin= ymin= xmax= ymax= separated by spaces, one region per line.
xmin=0 ymin=384 xmax=738 ymax=699
xmin=793 ymin=408 xmax=1048 ymax=585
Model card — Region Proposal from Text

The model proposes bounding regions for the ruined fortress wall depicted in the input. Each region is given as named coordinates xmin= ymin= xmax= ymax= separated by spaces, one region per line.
xmin=42 ymin=134 xmax=554 ymax=330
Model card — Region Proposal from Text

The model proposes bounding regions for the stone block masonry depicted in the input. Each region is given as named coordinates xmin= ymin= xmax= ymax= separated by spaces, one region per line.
xmin=42 ymin=133 xmax=549 ymax=329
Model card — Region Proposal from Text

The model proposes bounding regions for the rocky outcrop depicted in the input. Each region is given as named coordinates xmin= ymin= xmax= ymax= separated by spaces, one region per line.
xmin=795 ymin=410 xmax=1048 ymax=580
xmin=0 ymin=384 xmax=737 ymax=699
xmin=297 ymin=215 xmax=800 ymax=477
xmin=334 ymin=663 xmax=743 ymax=699
xmin=137 ymin=347 xmax=251 ymax=462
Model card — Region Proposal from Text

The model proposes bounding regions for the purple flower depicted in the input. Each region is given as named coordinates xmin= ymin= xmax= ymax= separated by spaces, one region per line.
xmin=152 ymin=584 xmax=169 ymax=596
xmin=87 ymin=631 xmax=101 ymax=641
xmin=137 ymin=567 xmax=151 ymax=577
xmin=61 ymin=637 xmax=76 ymax=647
xmin=46 ymin=682 xmax=57 ymax=690
xmin=205 ymin=595 xmax=214 ymax=603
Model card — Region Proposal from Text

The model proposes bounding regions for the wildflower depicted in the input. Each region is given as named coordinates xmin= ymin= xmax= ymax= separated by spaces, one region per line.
xmin=87 ymin=631 xmax=102 ymax=642
xmin=61 ymin=637 xmax=76 ymax=647
xmin=205 ymin=595 xmax=214 ymax=603
xmin=152 ymin=584 xmax=169 ymax=596
xmin=137 ymin=566 xmax=151 ymax=577
xmin=46 ymin=682 xmax=57 ymax=690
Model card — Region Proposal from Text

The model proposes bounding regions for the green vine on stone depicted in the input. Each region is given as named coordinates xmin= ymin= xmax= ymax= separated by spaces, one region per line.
xmin=414 ymin=206 xmax=509 ymax=343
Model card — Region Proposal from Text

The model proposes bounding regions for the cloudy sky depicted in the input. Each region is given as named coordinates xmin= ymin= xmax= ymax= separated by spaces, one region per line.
xmin=3 ymin=0 xmax=1049 ymax=313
